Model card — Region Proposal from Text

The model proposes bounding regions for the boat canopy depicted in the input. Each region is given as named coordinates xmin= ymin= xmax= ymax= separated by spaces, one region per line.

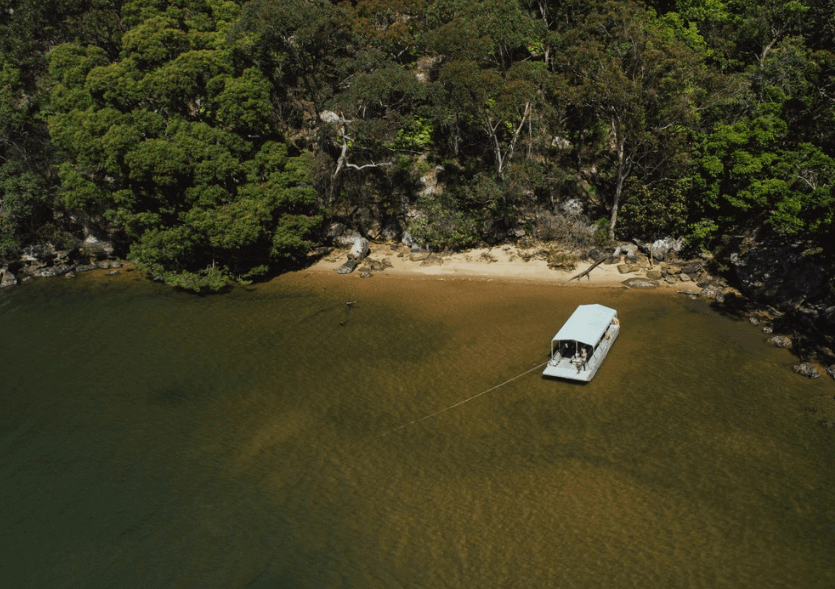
xmin=550 ymin=304 xmax=617 ymax=347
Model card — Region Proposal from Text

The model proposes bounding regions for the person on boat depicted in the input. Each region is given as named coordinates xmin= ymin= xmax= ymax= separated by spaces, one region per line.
xmin=578 ymin=347 xmax=588 ymax=372
xmin=570 ymin=345 xmax=587 ymax=371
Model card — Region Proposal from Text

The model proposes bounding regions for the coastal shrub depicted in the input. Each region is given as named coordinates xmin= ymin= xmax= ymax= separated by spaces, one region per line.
xmin=532 ymin=209 xmax=594 ymax=251
xmin=393 ymin=117 xmax=433 ymax=151
xmin=0 ymin=162 xmax=53 ymax=259
xmin=618 ymin=179 xmax=688 ymax=241
xmin=407 ymin=192 xmax=479 ymax=250
xmin=456 ymin=172 xmax=504 ymax=210
xmin=686 ymin=218 xmax=719 ymax=250
xmin=546 ymin=249 xmax=578 ymax=271
xmin=591 ymin=217 xmax=613 ymax=247
xmin=157 ymin=267 xmax=229 ymax=292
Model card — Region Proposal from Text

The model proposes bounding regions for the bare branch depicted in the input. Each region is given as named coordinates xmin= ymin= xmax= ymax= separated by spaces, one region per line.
xmin=345 ymin=161 xmax=393 ymax=171
xmin=330 ymin=113 xmax=393 ymax=185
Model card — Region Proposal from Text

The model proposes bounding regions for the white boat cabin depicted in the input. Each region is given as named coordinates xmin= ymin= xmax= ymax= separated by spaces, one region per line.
xmin=542 ymin=304 xmax=620 ymax=382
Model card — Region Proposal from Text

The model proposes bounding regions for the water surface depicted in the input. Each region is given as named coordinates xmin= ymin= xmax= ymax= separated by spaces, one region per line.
xmin=1 ymin=269 xmax=834 ymax=588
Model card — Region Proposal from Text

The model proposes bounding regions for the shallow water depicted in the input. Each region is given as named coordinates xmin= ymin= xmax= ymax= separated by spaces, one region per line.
xmin=1 ymin=269 xmax=834 ymax=588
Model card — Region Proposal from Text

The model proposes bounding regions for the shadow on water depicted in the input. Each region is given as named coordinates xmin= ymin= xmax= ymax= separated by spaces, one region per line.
xmin=1 ymin=272 xmax=834 ymax=588
xmin=706 ymin=289 xmax=835 ymax=364
xmin=148 ymin=383 xmax=202 ymax=406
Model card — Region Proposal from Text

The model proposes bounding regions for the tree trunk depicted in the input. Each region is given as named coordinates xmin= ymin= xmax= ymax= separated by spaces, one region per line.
xmin=609 ymin=125 xmax=630 ymax=241
xmin=485 ymin=102 xmax=530 ymax=180
xmin=609 ymin=167 xmax=624 ymax=241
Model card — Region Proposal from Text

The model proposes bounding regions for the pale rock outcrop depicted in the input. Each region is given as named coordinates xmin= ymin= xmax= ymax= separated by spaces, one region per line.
xmin=793 ymin=363 xmax=820 ymax=379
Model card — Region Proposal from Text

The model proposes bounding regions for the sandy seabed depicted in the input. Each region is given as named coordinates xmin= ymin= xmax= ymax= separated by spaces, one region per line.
xmin=307 ymin=242 xmax=705 ymax=294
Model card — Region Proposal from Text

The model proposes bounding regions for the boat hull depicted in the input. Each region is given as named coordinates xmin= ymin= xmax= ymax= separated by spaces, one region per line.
xmin=542 ymin=324 xmax=619 ymax=382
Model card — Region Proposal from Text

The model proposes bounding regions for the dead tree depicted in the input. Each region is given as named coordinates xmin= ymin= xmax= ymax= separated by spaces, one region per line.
xmin=563 ymin=249 xmax=616 ymax=284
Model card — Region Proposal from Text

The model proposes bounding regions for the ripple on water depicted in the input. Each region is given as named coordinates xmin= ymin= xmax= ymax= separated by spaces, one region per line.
xmin=1 ymin=274 xmax=834 ymax=588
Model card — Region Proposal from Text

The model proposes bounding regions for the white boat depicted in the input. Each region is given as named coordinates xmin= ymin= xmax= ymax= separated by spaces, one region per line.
xmin=542 ymin=304 xmax=620 ymax=382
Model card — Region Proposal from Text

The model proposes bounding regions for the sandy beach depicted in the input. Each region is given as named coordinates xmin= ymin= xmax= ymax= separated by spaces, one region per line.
xmin=308 ymin=242 xmax=705 ymax=294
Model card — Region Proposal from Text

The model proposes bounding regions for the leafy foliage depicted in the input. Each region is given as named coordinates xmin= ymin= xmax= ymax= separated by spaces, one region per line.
xmin=558 ymin=1 xmax=705 ymax=239
xmin=1 ymin=0 xmax=834 ymax=283
xmin=407 ymin=190 xmax=480 ymax=250
xmin=47 ymin=0 xmax=321 ymax=290
xmin=0 ymin=161 xmax=51 ymax=257
xmin=618 ymin=178 xmax=690 ymax=241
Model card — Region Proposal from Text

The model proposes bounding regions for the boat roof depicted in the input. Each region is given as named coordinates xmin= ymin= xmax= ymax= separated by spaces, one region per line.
xmin=551 ymin=304 xmax=617 ymax=346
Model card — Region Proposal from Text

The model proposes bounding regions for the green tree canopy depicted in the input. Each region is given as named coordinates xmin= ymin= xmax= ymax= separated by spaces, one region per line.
xmin=559 ymin=0 xmax=705 ymax=240
xmin=48 ymin=0 xmax=321 ymax=290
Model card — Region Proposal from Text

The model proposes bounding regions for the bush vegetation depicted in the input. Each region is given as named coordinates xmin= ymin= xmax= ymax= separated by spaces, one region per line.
xmin=1 ymin=0 xmax=833 ymax=289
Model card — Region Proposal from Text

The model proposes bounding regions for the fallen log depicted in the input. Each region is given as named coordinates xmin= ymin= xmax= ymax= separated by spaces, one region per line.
xmin=563 ymin=255 xmax=608 ymax=284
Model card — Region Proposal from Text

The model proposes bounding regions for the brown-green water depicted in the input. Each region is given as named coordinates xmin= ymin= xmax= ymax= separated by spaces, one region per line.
xmin=1 ymin=269 xmax=834 ymax=588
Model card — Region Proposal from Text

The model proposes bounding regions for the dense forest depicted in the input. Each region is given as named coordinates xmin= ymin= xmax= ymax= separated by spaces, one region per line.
xmin=1 ymin=0 xmax=834 ymax=290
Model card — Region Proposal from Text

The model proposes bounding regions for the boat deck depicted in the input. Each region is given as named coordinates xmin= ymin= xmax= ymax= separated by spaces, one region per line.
xmin=542 ymin=355 xmax=596 ymax=382
xmin=542 ymin=323 xmax=619 ymax=382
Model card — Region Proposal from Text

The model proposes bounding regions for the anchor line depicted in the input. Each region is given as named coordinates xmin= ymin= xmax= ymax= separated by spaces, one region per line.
xmin=378 ymin=361 xmax=548 ymax=437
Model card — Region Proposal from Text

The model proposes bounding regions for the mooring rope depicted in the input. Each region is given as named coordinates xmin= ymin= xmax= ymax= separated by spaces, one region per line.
xmin=378 ymin=360 xmax=549 ymax=437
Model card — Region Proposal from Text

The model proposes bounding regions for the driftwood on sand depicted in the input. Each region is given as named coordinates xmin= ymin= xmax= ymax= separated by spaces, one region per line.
xmin=563 ymin=256 xmax=608 ymax=284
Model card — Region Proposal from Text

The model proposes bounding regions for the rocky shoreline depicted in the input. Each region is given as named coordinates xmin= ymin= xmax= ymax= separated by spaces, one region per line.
xmin=321 ymin=231 xmax=835 ymax=383
xmin=3 ymin=229 xmax=833 ymax=383
xmin=325 ymin=232 xmax=736 ymax=297
xmin=0 ymin=235 xmax=125 ymax=288
xmin=725 ymin=234 xmax=835 ymax=382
